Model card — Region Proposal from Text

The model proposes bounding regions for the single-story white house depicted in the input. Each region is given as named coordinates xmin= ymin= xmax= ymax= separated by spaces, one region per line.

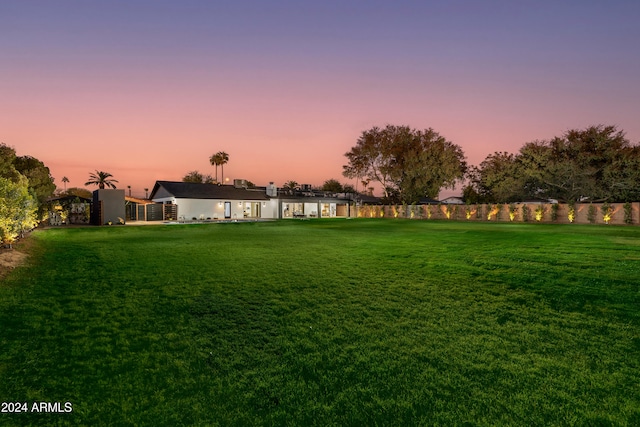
xmin=149 ymin=181 xmax=276 ymax=220
xmin=148 ymin=180 xmax=358 ymax=220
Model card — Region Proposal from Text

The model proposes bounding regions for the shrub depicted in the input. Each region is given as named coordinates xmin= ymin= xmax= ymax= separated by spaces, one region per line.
xmin=0 ymin=176 xmax=38 ymax=245
xmin=601 ymin=202 xmax=612 ymax=224
xmin=445 ymin=204 xmax=456 ymax=219
xmin=521 ymin=204 xmax=530 ymax=222
xmin=624 ymin=202 xmax=633 ymax=224
xmin=465 ymin=205 xmax=473 ymax=220
xmin=551 ymin=203 xmax=559 ymax=221
xmin=568 ymin=202 xmax=576 ymax=223
xmin=587 ymin=204 xmax=597 ymax=224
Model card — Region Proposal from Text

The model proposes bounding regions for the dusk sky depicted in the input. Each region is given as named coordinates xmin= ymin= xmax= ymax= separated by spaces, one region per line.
xmin=2 ymin=0 xmax=639 ymax=198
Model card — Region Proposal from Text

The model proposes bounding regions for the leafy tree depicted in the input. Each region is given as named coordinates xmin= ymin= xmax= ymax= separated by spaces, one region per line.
xmin=343 ymin=125 xmax=466 ymax=203
xmin=13 ymin=156 xmax=56 ymax=216
xmin=322 ymin=179 xmax=344 ymax=192
xmin=182 ymin=170 xmax=214 ymax=183
xmin=0 ymin=144 xmax=21 ymax=182
xmin=61 ymin=187 xmax=92 ymax=199
xmin=465 ymin=152 xmax=526 ymax=203
xmin=518 ymin=125 xmax=638 ymax=202
xmin=85 ymin=171 xmax=119 ymax=189
xmin=461 ymin=183 xmax=481 ymax=204
xmin=184 ymin=172 xmax=196 ymax=183
xmin=602 ymin=145 xmax=640 ymax=202
xmin=1 ymin=145 xmax=55 ymax=218
xmin=343 ymin=126 xmax=394 ymax=198
xmin=342 ymin=183 xmax=356 ymax=193
xmin=0 ymin=176 xmax=37 ymax=245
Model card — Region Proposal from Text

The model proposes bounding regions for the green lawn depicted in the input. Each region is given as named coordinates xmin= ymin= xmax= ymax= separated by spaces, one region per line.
xmin=1 ymin=219 xmax=639 ymax=426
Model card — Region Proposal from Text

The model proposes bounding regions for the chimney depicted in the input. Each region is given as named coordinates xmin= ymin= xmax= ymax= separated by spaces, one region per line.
xmin=266 ymin=182 xmax=277 ymax=197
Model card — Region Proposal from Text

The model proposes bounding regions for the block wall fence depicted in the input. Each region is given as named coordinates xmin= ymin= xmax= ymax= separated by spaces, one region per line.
xmin=354 ymin=202 xmax=640 ymax=226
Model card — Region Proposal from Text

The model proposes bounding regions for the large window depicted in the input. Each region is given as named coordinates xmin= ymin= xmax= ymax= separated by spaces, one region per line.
xmin=282 ymin=203 xmax=304 ymax=218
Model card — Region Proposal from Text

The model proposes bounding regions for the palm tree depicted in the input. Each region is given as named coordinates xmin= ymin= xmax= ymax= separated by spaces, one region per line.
xmin=85 ymin=171 xmax=119 ymax=189
xmin=283 ymin=180 xmax=299 ymax=195
xmin=209 ymin=153 xmax=221 ymax=182
xmin=144 ymin=188 xmax=149 ymax=198
xmin=61 ymin=176 xmax=69 ymax=191
xmin=216 ymin=151 xmax=229 ymax=183
xmin=127 ymin=185 xmax=131 ymax=197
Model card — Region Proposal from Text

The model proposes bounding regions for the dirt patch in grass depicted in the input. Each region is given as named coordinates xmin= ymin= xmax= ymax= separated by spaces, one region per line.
xmin=0 ymin=235 xmax=34 ymax=280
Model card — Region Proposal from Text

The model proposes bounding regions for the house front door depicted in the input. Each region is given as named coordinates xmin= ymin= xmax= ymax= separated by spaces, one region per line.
xmin=224 ymin=201 xmax=231 ymax=219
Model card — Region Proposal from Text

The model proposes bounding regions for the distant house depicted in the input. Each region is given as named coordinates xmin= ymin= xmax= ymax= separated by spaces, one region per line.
xmin=418 ymin=196 xmax=441 ymax=205
xmin=148 ymin=180 xmax=357 ymax=221
xmin=440 ymin=196 xmax=464 ymax=205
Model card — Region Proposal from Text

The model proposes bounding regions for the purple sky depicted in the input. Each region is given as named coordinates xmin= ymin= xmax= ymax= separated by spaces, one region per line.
xmin=2 ymin=0 xmax=639 ymax=197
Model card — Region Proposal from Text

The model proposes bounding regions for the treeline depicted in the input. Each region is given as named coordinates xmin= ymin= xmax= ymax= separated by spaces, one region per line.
xmin=343 ymin=124 xmax=640 ymax=204
xmin=464 ymin=125 xmax=640 ymax=203
xmin=0 ymin=144 xmax=55 ymax=245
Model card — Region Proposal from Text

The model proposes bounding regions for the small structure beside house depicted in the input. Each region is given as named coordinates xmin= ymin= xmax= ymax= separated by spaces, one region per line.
xmin=47 ymin=195 xmax=92 ymax=225
xmin=91 ymin=189 xmax=126 ymax=225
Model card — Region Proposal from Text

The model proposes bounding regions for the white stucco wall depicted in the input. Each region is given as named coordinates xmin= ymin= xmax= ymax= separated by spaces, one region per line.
xmin=151 ymin=197 xmax=278 ymax=219
xmin=261 ymin=200 xmax=279 ymax=219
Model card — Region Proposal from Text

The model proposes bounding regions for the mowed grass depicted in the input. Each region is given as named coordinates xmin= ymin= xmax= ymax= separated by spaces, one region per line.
xmin=1 ymin=219 xmax=639 ymax=426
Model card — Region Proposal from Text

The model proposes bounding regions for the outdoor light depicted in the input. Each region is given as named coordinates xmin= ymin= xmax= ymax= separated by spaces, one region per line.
xmin=262 ymin=202 xmax=266 ymax=207
xmin=218 ymin=202 xmax=222 ymax=206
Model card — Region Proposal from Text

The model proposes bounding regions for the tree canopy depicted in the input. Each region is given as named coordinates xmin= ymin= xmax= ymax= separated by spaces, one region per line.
xmin=321 ymin=179 xmax=344 ymax=193
xmin=465 ymin=125 xmax=640 ymax=203
xmin=0 ymin=176 xmax=37 ymax=245
xmin=60 ymin=187 xmax=92 ymax=199
xmin=343 ymin=125 xmax=467 ymax=203
xmin=0 ymin=143 xmax=49 ymax=243
xmin=13 ymin=155 xmax=56 ymax=213
xmin=182 ymin=171 xmax=214 ymax=184
xmin=464 ymin=152 xmax=525 ymax=203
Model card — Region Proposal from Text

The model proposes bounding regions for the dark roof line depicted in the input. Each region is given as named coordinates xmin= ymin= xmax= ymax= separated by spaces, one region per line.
xmin=151 ymin=181 xmax=269 ymax=200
